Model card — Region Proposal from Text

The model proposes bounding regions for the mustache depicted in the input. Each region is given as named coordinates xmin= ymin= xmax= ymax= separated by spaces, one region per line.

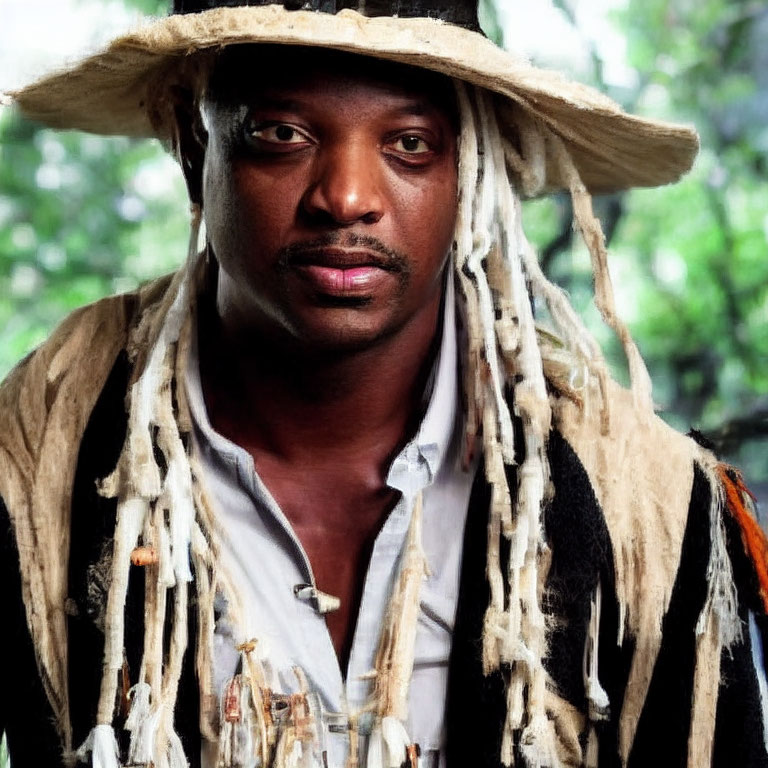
xmin=276 ymin=233 xmax=411 ymax=274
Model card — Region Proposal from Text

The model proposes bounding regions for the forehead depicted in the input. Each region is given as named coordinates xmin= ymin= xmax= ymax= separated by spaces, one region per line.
xmin=204 ymin=44 xmax=458 ymax=123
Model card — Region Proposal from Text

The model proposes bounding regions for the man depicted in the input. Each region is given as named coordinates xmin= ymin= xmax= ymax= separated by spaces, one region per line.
xmin=1 ymin=1 xmax=767 ymax=767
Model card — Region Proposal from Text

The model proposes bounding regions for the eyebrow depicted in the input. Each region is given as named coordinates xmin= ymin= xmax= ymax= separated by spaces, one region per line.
xmin=246 ymin=95 xmax=305 ymax=112
xmin=248 ymin=93 xmax=441 ymax=118
xmin=389 ymin=101 xmax=433 ymax=117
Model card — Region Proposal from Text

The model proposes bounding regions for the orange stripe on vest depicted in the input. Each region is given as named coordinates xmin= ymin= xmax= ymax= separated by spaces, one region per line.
xmin=718 ymin=464 xmax=768 ymax=614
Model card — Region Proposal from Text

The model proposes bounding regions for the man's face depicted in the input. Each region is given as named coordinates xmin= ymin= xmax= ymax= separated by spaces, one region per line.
xmin=197 ymin=46 xmax=459 ymax=353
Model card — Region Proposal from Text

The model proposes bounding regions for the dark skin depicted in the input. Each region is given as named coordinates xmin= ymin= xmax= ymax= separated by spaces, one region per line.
xmin=178 ymin=46 xmax=458 ymax=671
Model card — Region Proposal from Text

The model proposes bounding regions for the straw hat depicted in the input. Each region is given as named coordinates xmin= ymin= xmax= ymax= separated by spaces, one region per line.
xmin=7 ymin=0 xmax=698 ymax=194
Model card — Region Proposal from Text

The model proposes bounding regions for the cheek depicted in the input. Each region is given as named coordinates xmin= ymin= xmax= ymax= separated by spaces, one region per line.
xmin=433 ymin=176 xmax=459 ymax=244
xmin=204 ymin=163 xmax=294 ymax=274
xmin=228 ymin=163 xmax=308 ymax=244
xmin=398 ymin=170 xmax=458 ymax=272
xmin=202 ymin=145 xmax=247 ymax=261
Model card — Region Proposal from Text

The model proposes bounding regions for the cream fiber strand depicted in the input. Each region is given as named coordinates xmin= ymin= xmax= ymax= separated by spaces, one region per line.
xmin=79 ymin=206 xmax=204 ymax=766
xmin=452 ymin=82 xmax=491 ymax=466
xmin=92 ymin=494 xmax=148 ymax=728
xmin=697 ymin=458 xmax=741 ymax=648
xmin=457 ymin=85 xmax=514 ymax=672
xmin=456 ymin=83 xmax=558 ymax=765
xmin=517 ymin=230 xmax=612 ymax=433
xmin=189 ymin=467 xmax=221 ymax=742
xmin=125 ymin=683 xmax=159 ymax=765
xmin=505 ymin=127 xmax=609 ymax=402
xmin=272 ymin=669 xmax=316 ymax=768
xmin=457 ymin=84 xmax=516 ymax=465
xmin=686 ymin=454 xmax=741 ymax=768
xmin=547 ymin=134 xmax=653 ymax=416
xmin=183 ymin=316 xmax=222 ymax=744
xmin=215 ymin=644 xmax=265 ymax=768
xmin=501 ymin=111 xmax=547 ymax=199
xmin=74 ymin=724 xmax=121 ymax=768
xmin=583 ymin=581 xmax=610 ymax=768
xmin=192 ymin=455 xmax=283 ymax=767
xmin=217 ymin=674 xmax=256 ymax=767
xmin=454 ymin=84 xmax=516 ymax=683
xmin=583 ymin=581 xmax=610 ymax=723
xmin=149 ymin=365 xmax=197 ymax=763
xmin=453 ymin=84 xmax=637 ymax=767
xmin=476 ymin=90 xmax=557 ymax=767
xmin=211 ymin=563 xmax=276 ymax=766
xmin=197 ymin=466 xmax=277 ymax=767
xmin=367 ymin=491 xmax=428 ymax=768
xmin=457 ymin=86 xmax=511 ymax=661
xmin=153 ymin=579 xmax=191 ymax=767
xmin=501 ymin=110 xmax=611 ymax=430
xmin=125 ymin=504 xmax=169 ymax=764
xmin=128 ymin=502 xmax=171 ymax=756
xmin=127 ymin=362 xmax=197 ymax=765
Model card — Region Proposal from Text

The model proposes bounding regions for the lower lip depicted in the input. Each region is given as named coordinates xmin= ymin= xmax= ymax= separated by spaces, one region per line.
xmin=295 ymin=265 xmax=390 ymax=294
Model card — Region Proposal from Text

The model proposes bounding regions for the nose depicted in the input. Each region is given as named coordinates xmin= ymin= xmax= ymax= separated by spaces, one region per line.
xmin=301 ymin=140 xmax=384 ymax=226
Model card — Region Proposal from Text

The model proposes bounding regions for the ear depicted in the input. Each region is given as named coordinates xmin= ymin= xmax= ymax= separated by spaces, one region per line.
xmin=171 ymin=87 xmax=208 ymax=207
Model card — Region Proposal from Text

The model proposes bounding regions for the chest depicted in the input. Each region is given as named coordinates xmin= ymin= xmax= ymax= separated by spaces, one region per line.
xmin=254 ymin=456 xmax=400 ymax=664
xmin=193 ymin=443 xmax=471 ymax=717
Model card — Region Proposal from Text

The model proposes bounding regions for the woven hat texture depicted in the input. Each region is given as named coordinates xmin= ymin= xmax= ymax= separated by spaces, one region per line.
xmin=9 ymin=5 xmax=699 ymax=194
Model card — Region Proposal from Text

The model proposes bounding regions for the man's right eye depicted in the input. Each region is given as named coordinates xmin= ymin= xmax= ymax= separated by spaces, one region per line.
xmin=245 ymin=121 xmax=310 ymax=148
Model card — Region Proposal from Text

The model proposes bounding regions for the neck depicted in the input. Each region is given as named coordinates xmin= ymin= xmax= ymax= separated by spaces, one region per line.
xmin=197 ymin=293 xmax=444 ymax=466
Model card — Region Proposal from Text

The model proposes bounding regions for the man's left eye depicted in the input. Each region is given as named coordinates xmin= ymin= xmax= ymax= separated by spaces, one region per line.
xmin=393 ymin=135 xmax=430 ymax=154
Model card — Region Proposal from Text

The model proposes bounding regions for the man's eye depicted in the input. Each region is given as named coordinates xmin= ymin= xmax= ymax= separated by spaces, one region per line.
xmin=393 ymin=135 xmax=430 ymax=154
xmin=247 ymin=123 xmax=308 ymax=144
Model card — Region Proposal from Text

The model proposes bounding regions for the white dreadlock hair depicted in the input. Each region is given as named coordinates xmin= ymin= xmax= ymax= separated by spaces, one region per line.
xmin=78 ymin=72 xmax=655 ymax=768
xmin=452 ymin=82 xmax=653 ymax=765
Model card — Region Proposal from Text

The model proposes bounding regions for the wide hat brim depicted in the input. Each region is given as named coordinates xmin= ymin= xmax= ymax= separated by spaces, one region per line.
xmin=8 ymin=5 xmax=698 ymax=195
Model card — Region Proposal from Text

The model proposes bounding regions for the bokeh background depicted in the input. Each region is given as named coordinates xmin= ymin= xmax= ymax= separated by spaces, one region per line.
xmin=1 ymin=0 xmax=766 ymax=515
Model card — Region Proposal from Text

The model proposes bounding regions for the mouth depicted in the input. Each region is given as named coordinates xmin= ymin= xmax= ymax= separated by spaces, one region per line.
xmin=287 ymin=247 xmax=400 ymax=295
xmin=289 ymin=247 xmax=398 ymax=271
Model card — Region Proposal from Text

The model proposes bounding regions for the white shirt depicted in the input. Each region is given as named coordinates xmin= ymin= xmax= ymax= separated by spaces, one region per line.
xmin=187 ymin=278 xmax=476 ymax=767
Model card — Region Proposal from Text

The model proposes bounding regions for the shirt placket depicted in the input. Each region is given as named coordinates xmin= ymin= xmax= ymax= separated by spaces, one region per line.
xmin=337 ymin=441 xmax=433 ymax=763
xmin=236 ymin=453 xmax=346 ymax=708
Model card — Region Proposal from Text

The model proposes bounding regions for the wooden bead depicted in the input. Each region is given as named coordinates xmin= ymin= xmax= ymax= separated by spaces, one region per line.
xmin=130 ymin=545 xmax=158 ymax=566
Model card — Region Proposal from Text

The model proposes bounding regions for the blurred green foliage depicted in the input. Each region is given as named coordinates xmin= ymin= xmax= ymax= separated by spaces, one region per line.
xmin=0 ymin=0 xmax=187 ymax=376
xmin=0 ymin=0 xmax=766 ymax=487
xmin=521 ymin=0 xmax=768 ymax=485
xmin=0 ymin=117 xmax=189 ymax=368
xmin=478 ymin=0 xmax=504 ymax=43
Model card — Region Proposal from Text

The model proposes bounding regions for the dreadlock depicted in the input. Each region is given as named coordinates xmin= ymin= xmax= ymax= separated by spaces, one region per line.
xmin=77 ymin=74 xmax=658 ymax=768
xmin=451 ymin=83 xmax=636 ymax=764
